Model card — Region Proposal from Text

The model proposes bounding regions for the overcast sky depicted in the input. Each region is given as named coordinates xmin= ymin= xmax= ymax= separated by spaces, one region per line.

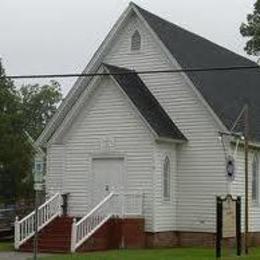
xmin=0 ymin=0 xmax=256 ymax=94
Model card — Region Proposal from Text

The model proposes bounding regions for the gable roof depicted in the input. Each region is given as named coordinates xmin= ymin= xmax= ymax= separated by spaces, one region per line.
xmin=104 ymin=64 xmax=186 ymax=141
xmin=37 ymin=3 xmax=260 ymax=146
xmin=134 ymin=4 xmax=260 ymax=141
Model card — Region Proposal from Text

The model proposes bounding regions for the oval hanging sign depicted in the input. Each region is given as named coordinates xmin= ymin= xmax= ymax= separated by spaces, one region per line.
xmin=226 ymin=155 xmax=235 ymax=181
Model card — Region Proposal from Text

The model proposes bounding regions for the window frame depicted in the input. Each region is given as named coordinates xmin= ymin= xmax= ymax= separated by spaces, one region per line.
xmin=163 ymin=155 xmax=171 ymax=201
xmin=131 ymin=30 xmax=141 ymax=51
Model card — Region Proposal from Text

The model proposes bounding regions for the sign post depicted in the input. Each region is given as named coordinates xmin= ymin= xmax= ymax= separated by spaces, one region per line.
xmin=33 ymin=160 xmax=45 ymax=260
xmin=216 ymin=195 xmax=241 ymax=258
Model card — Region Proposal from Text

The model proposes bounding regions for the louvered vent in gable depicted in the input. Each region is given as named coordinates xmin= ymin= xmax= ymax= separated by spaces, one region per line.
xmin=131 ymin=30 xmax=141 ymax=51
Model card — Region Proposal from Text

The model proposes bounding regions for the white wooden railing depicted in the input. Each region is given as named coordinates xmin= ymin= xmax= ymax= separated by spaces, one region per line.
xmin=15 ymin=193 xmax=62 ymax=249
xmin=123 ymin=192 xmax=143 ymax=216
xmin=71 ymin=192 xmax=143 ymax=252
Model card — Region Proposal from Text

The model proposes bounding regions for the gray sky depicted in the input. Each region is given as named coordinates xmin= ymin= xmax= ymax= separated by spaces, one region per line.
xmin=0 ymin=0 xmax=256 ymax=94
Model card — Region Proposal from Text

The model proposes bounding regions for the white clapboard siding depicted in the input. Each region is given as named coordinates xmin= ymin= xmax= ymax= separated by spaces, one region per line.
xmin=231 ymin=147 xmax=260 ymax=232
xmin=47 ymin=12 xmax=228 ymax=233
xmin=46 ymin=145 xmax=65 ymax=194
xmin=58 ymin=77 xmax=155 ymax=230
xmin=104 ymin=13 xmax=227 ymax=232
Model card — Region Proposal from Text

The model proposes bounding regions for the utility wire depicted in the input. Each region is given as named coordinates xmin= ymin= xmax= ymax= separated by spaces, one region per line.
xmin=1 ymin=65 xmax=259 ymax=79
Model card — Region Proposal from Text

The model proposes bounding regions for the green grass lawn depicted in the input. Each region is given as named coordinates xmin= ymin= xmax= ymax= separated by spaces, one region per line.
xmin=38 ymin=248 xmax=260 ymax=260
xmin=0 ymin=242 xmax=13 ymax=252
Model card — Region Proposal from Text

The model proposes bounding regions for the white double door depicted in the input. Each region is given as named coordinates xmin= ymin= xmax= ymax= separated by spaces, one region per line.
xmin=91 ymin=157 xmax=124 ymax=206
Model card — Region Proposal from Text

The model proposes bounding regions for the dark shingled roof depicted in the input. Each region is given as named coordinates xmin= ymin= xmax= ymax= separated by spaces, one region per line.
xmin=135 ymin=4 xmax=260 ymax=141
xmin=104 ymin=64 xmax=186 ymax=141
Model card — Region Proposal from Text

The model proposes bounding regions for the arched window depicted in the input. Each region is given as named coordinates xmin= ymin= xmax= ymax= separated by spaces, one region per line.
xmin=252 ymin=154 xmax=259 ymax=202
xmin=131 ymin=30 xmax=141 ymax=51
xmin=163 ymin=156 xmax=170 ymax=200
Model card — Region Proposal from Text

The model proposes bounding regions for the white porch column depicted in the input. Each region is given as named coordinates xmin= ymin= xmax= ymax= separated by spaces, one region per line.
xmin=70 ymin=218 xmax=77 ymax=252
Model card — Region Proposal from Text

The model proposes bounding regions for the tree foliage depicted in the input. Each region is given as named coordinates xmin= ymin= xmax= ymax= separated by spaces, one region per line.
xmin=240 ymin=0 xmax=260 ymax=55
xmin=19 ymin=81 xmax=62 ymax=139
xmin=0 ymin=61 xmax=33 ymax=203
xmin=0 ymin=60 xmax=62 ymax=204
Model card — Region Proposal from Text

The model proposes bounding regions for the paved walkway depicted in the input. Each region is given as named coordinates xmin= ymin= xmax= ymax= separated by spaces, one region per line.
xmin=0 ymin=252 xmax=49 ymax=260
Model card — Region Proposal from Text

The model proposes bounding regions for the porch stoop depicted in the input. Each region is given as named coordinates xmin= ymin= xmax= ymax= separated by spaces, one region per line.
xmin=19 ymin=216 xmax=145 ymax=253
xmin=19 ymin=216 xmax=73 ymax=253
xmin=77 ymin=218 xmax=145 ymax=252
xmin=16 ymin=191 xmax=144 ymax=253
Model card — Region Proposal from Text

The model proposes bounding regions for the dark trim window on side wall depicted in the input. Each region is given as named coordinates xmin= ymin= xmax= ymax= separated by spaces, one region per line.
xmin=163 ymin=156 xmax=170 ymax=201
xmin=131 ymin=30 xmax=141 ymax=51
xmin=252 ymin=153 xmax=259 ymax=204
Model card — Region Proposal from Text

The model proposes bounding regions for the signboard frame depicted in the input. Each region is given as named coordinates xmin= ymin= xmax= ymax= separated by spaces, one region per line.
xmin=216 ymin=194 xmax=241 ymax=258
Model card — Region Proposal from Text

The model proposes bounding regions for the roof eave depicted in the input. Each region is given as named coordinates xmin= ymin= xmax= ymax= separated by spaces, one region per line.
xmin=231 ymin=139 xmax=260 ymax=150
xmin=155 ymin=136 xmax=188 ymax=144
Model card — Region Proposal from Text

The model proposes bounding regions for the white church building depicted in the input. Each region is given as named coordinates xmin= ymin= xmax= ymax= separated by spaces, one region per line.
xmin=15 ymin=3 xmax=260 ymax=252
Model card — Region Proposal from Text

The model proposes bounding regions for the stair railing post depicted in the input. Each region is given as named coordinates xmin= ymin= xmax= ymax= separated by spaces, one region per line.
xmin=71 ymin=218 xmax=77 ymax=253
xmin=14 ymin=216 xmax=20 ymax=250
xmin=59 ymin=193 xmax=63 ymax=217
xmin=33 ymin=189 xmax=40 ymax=260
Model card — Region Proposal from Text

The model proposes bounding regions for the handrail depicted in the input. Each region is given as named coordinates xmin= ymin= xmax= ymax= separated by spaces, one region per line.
xmin=70 ymin=191 xmax=143 ymax=252
xmin=17 ymin=193 xmax=61 ymax=224
xmin=76 ymin=193 xmax=114 ymax=226
xmin=122 ymin=192 xmax=143 ymax=216
xmin=14 ymin=193 xmax=62 ymax=249
xmin=71 ymin=192 xmax=118 ymax=252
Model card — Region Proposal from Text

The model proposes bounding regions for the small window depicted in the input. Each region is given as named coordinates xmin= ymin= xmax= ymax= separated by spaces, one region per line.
xmin=36 ymin=163 xmax=42 ymax=172
xmin=163 ymin=156 xmax=170 ymax=200
xmin=131 ymin=30 xmax=141 ymax=51
xmin=252 ymin=154 xmax=259 ymax=202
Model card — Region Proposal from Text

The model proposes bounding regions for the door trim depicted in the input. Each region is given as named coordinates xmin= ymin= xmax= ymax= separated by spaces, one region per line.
xmin=90 ymin=155 xmax=127 ymax=206
xmin=91 ymin=152 xmax=125 ymax=159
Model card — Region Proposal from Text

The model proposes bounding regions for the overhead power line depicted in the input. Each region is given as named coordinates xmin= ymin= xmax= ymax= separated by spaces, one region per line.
xmin=1 ymin=65 xmax=259 ymax=79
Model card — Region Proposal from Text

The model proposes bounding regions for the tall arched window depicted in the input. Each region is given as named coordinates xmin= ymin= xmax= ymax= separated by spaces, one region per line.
xmin=131 ymin=30 xmax=141 ymax=51
xmin=252 ymin=154 xmax=259 ymax=202
xmin=163 ymin=156 xmax=170 ymax=200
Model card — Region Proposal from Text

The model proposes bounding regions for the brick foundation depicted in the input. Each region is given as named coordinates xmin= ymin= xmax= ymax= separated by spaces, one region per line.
xmin=20 ymin=215 xmax=260 ymax=252
xmin=145 ymin=231 xmax=260 ymax=248
xmin=248 ymin=232 xmax=260 ymax=247
xmin=121 ymin=218 xmax=146 ymax=249
xmin=77 ymin=218 xmax=145 ymax=252
xmin=145 ymin=231 xmax=215 ymax=248
xmin=177 ymin=232 xmax=216 ymax=247
xmin=145 ymin=231 xmax=179 ymax=248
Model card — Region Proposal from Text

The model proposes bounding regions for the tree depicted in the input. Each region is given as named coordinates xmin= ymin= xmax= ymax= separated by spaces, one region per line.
xmin=19 ymin=81 xmax=62 ymax=139
xmin=240 ymin=0 xmax=260 ymax=55
xmin=0 ymin=61 xmax=33 ymax=203
xmin=0 ymin=60 xmax=63 ymax=205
